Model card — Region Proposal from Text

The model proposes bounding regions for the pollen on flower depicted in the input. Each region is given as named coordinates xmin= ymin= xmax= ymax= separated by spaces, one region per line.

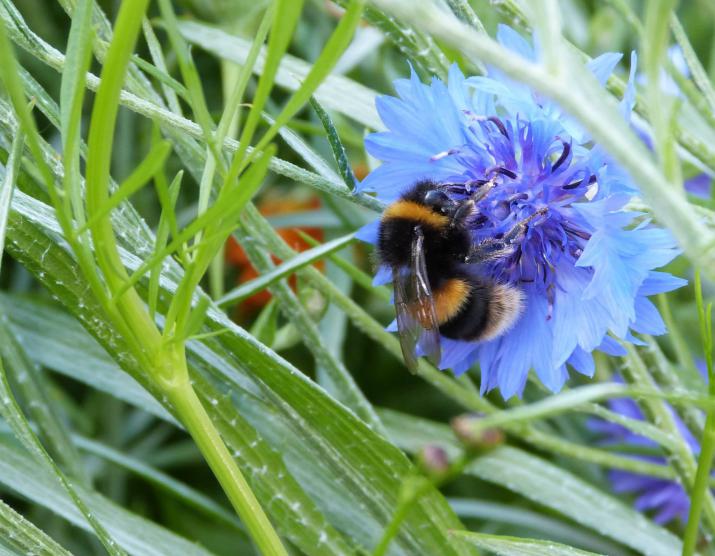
xmin=356 ymin=24 xmax=686 ymax=398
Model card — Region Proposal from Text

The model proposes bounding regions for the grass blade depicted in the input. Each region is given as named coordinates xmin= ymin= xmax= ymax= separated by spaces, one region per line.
xmin=310 ymin=97 xmax=358 ymax=191
xmin=218 ymin=233 xmax=356 ymax=307
xmin=0 ymin=498 xmax=73 ymax=556
xmin=0 ymin=333 xmax=126 ymax=555
xmin=0 ymin=130 xmax=23 ymax=274
xmin=452 ymin=531 xmax=603 ymax=556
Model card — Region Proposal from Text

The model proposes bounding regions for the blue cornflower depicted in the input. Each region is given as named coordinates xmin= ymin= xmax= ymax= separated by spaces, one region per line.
xmin=357 ymin=25 xmax=686 ymax=398
xmin=590 ymin=392 xmax=700 ymax=524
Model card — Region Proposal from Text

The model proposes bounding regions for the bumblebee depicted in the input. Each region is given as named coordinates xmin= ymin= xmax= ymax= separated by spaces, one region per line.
xmin=377 ymin=178 xmax=545 ymax=371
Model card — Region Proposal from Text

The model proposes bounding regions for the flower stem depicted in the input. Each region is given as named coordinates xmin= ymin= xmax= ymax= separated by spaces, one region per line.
xmin=683 ymin=414 xmax=715 ymax=555
xmin=161 ymin=351 xmax=287 ymax=556
xmin=683 ymin=272 xmax=714 ymax=556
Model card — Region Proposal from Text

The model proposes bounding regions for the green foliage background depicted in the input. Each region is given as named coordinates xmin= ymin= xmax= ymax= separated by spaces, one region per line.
xmin=0 ymin=0 xmax=714 ymax=555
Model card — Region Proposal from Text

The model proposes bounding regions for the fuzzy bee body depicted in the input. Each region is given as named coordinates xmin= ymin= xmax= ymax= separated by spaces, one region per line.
xmin=377 ymin=180 xmax=524 ymax=370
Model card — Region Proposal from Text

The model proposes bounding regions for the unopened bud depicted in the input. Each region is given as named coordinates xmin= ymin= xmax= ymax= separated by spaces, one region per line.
xmin=417 ymin=445 xmax=450 ymax=477
xmin=451 ymin=414 xmax=504 ymax=450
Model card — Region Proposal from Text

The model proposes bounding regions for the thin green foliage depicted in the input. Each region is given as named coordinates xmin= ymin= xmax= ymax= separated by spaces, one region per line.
xmin=0 ymin=131 xmax=22 ymax=274
xmin=683 ymin=272 xmax=715 ymax=555
xmin=452 ymin=531 xmax=603 ymax=556
xmin=310 ymin=97 xmax=358 ymax=190
xmin=3 ymin=1 xmax=715 ymax=554
xmin=76 ymin=139 xmax=172 ymax=237
xmin=219 ymin=233 xmax=356 ymax=306
xmin=156 ymin=0 xmax=221 ymax=167
xmin=0 ymin=348 xmax=126 ymax=555
xmin=0 ymin=498 xmax=73 ymax=556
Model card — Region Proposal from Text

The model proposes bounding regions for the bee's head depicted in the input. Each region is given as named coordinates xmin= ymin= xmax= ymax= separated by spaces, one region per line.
xmin=422 ymin=188 xmax=460 ymax=217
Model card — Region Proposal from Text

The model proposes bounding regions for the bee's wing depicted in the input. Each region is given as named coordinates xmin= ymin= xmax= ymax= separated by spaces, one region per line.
xmin=393 ymin=226 xmax=442 ymax=372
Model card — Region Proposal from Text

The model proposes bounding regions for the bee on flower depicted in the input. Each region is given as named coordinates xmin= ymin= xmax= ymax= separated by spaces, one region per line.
xmin=357 ymin=26 xmax=685 ymax=398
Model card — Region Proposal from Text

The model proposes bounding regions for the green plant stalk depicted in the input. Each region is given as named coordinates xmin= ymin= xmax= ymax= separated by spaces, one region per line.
xmin=158 ymin=347 xmax=288 ymax=556
xmin=683 ymin=271 xmax=715 ymax=556
xmin=624 ymin=345 xmax=715 ymax=536
xmin=82 ymin=1 xmax=287 ymax=553
xmin=373 ymin=450 xmax=479 ymax=556
xmin=84 ymin=0 xmax=162 ymax=361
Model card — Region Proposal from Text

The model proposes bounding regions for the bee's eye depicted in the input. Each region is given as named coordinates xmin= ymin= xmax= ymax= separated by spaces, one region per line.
xmin=424 ymin=190 xmax=450 ymax=211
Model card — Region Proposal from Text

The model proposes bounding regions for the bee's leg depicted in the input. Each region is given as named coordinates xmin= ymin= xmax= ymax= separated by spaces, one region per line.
xmin=450 ymin=179 xmax=499 ymax=228
xmin=469 ymin=177 xmax=498 ymax=203
xmin=464 ymin=207 xmax=548 ymax=263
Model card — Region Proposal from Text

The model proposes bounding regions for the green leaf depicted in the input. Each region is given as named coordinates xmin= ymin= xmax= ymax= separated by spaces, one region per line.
xmin=380 ymin=409 xmax=683 ymax=556
xmin=1 ymin=292 xmax=176 ymax=425
xmin=452 ymin=531 xmax=604 ymax=556
xmin=73 ymin=434 xmax=245 ymax=534
xmin=448 ymin=499 xmax=627 ymax=556
xmin=232 ymin=0 xmax=305 ymax=169
xmin=59 ymin=0 xmax=93 ymax=232
xmin=250 ymin=0 xmax=366 ymax=159
xmin=5 ymin=187 xmax=471 ymax=555
xmin=0 ymin=497 xmax=73 ymax=556
xmin=179 ymin=20 xmax=383 ymax=130
xmin=0 ymin=320 xmax=126 ymax=555
xmin=0 ymin=438 xmax=215 ymax=556
xmin=77 ymin=139 xmax=172 ymax=237
xmin=218 ymin=233 xmax=356 ymax=307
xmin=0 ymin=130 xmax=23 ymax=273
xmin=0 ymin=296 xmax=87 ymax=481
xmin=310 ymin=97 xmax=358 ymax=191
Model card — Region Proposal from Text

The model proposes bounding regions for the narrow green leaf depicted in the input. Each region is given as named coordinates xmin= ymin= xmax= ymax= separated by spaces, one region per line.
xmin=333 ymin=0 xmax=451 ymax=79
xmin=299 ymin=230 xmax=391 ymax=301
xmin=179 ymin=20 xmax=383 ymax=130
xmin=218 ymin=233 xmax=356 ymax=307
xmin=310 ymin=97 xmax=358 ymax=190
xmin=448 ymin=499 xmax=627 ymax=555
xmin=0 ymin=298 xmax=87 ymax=481
xmin=0 ymin=438 xmax=215 ymax=556
xmin=249 ymin=298 xmax=280 ymax=347
xmin=232 ymin=0 xmax=305 ymax=170
xmin=150 ymin=168 xmax=183 ymax=318
xmin=250 ymin=0 xmax=365 ymax=160
xmin=142 ymin=18 xmax=183 ymax=115
xmin=2 ymin=293 xmax=176 ymax=425
xmin=0 ymin=337 xmax=126 ymax=555
xmin=156 ymin=0 xmax=220 ymax=165
xmin=670 ymin=14 xmax=715 ymax=114
xmin=0 ymin=498 xmax=73 ymax=556
xmin=77 ymin=140 xmax=172 ymax=237
xmin=130 ymin=52 xmax=189 ymax=101
xmin=452 ymin=531 xmax=603 ymax=556
xmin=59 ymin=0 xmax=94 ymax=290
xmin=381 ymin=409 xmax=683 ymax=556
xmin=73 ymin=434 xmax=245 ymax=533
xmin=0 ymin=130 xmax=23 ymax=273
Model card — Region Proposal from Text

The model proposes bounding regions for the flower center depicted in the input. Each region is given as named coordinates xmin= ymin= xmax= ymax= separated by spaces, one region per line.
xmin=436 ymin=117 xmax=594 ymax=292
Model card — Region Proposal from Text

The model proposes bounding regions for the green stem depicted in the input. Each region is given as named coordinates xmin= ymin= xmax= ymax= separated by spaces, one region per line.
xmin=81 ymin=2 xmax=287 ymax=553
xmin=372 ymin=452 xmax=476 ymax=556
xmin=683 ymin=272 xmax=715 ymax=555
xmin=162 ymin=350 xmax=287 ymax=556
xmin=684 ymin=413 xmax=715 ymax=555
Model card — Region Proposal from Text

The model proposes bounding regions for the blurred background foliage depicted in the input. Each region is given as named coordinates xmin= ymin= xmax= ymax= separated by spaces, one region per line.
xmin=1 ymin=0 xmax=715 ymax=555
